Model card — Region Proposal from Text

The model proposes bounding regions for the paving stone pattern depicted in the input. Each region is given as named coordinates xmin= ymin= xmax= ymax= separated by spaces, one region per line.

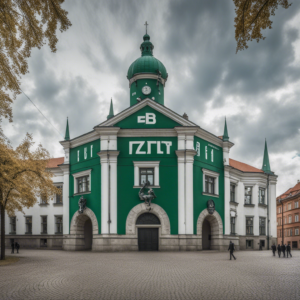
xmin=0 ymin=250 xmax=299 ymax=300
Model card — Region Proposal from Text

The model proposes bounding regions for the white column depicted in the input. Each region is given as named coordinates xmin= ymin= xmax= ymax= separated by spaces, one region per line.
xmin=59 ymin=164 xmax=70 ymax=235
xmin=100 ymin=154 xmax=109 ymax=234
xmin=269 ymin=179 xmax=277 ymax=238
xmin=109 ymin=153 xmax=119 ymax=234
xmin=177 ymin=154 xmax=185 ymax=234
xmin=185 ymin=152 xmax=195 ymax=234
xmin=224 ymin=169 xmax=231 ymax=235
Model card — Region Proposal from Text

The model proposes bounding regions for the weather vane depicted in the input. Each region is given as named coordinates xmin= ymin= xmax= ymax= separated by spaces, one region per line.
xmin=144 ymin=21 xmax=149 ymax=34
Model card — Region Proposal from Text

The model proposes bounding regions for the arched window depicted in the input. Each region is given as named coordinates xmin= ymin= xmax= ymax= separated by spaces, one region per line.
xmin=136 ymin=213 xmax=161 ymax=225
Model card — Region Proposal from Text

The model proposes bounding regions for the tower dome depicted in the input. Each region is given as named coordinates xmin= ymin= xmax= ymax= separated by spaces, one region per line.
xmin=127 ymin=34 xmax=168 ymax=80
xmin=127 ymin=31 xmax=168 ymax=107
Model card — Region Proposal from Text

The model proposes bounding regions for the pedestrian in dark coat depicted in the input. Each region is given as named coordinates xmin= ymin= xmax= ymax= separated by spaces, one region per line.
xmin=281 ymin=244 xmax=286 ymax=257
xmin=286 ymin=244 xmax=292 ymax=258
xmin=11 ymin=242 xmax=14 ymax=254
xmin=271 ymin=244 xmax=276 ymax=256
xmin=277 ymin=244 xmax=281 ymax=257
xmin=228 ymin=241 xmax=236 ymax=260
xmin=15 ymin=242 xmax=20 ymax=254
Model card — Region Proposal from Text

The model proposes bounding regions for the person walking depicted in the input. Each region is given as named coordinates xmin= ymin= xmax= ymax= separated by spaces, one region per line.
xmin=286 ymin=244 xmax=292 ymax=258
xmin=228 ymin=241 xmax=236 ymax=260
xmin=277 ymin=244 xmax=281 ymax=258
xmin=15 ymin=242 xmax=20 ymax=254
xmin=11 ymin=242 xmax=15 ymax=254
xmin=281 ymin=243 xmax=286 ymax=257
xmin=271 ymin=244 xmax=276 ymax=256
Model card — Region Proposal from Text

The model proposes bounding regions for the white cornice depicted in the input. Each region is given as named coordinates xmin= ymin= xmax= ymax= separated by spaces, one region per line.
xmin=195 ymin=129 xmax=224 ymax=148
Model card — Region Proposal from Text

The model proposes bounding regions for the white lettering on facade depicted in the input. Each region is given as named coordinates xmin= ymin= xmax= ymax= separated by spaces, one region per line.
xmin=137 ymin=113 xmax=156 ymax=124
xmin=129 ymin=141 xmax=172 ymax=155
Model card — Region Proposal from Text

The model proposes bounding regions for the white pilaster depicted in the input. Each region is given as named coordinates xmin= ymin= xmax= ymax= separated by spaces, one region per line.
xmin=269 ymin=178 xmax=277 ymax=238
xmin=224 ymin=168 xmax=231 ymax=235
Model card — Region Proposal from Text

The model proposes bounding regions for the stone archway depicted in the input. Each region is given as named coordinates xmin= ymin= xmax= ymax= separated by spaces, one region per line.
xmin=197 ymin=209 xmax=223 ymax=250
xmin=70 ymin=207 xmax=99 ymax=235
xmin=126 ymin=203 xmax=171 ymax=235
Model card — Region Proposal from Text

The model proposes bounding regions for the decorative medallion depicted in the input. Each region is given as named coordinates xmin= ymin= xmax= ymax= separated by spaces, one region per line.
xmin=138 ymin=181 xmax=157 ymax=211
xmin=78 ymin=196 xmax=87 ymax=214
xmin=207 ymin=199 xmax=215 ymax=215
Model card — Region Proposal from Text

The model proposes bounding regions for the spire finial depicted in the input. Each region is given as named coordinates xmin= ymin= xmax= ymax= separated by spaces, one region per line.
xmin=107 ymin=98 xmax=114 ymax=120
xmin=144 ymin=21 xmax=149 ymax=34
xmin=262 ymin=139 xmax=272 ymax=174
xmin=223 ymin=117 xmax=229 ymax=141
xmin=64 ymin=117 xmax=70 ymax=141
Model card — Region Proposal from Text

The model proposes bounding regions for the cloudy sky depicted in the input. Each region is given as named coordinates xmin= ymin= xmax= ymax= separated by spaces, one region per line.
xmin=3 ymin=0 xmax=300 ymax=195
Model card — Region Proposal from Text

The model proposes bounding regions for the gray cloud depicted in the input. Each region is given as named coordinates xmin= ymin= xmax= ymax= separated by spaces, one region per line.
xmin=3 ymin=0 xmax=300 ymax=195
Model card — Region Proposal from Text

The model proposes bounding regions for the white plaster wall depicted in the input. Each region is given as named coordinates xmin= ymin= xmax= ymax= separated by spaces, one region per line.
xmin=5 ymin=173 xmax=64 ymax=235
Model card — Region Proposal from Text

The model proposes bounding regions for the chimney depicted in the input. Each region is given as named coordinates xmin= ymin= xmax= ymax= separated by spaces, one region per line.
xmin=183 ymin=113 xmax=188 ymax=120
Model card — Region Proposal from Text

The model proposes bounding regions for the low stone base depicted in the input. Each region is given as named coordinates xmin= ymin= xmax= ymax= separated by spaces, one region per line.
xmin=63 ymin=234 xmax=240 ymax=252
xmin=5 ymin=235 xmax=63 ymax=249
xmin=239 ymin=235 xmax=277 ymax=250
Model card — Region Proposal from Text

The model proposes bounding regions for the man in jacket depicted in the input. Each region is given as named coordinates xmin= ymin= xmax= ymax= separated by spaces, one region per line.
xmin=271 ymin=244 xmax=276 ymax=256
xmin=286 ymin=244 xmax=292 ymax=258
xmin=277 ymin=244 xmax=281 ymax=257
xmin=281 ymin=243 xmax=286 ymax=257
xmin=228 ymin=241 xmax=236 ymax=260
xmin=15 ymin=242 xmax=20 ymax=254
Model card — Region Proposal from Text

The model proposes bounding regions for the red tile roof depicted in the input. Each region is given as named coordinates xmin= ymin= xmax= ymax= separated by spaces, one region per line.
xmin=229 ymin=158 xmax=263 ymax=173
xmin=46 ymin=157 xmax=64 ymax=168
xmin=277 ymin=182 xmax=300 ymax=201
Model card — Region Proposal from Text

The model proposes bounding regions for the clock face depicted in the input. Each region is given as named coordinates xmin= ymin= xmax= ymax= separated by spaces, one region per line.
xmin=142 ymin=86 xmax=151 ymax=95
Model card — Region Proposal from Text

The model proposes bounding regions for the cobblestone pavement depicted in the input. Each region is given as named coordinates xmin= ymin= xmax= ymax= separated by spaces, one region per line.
xmin=0 ymin=250 xmax=299 ymax=300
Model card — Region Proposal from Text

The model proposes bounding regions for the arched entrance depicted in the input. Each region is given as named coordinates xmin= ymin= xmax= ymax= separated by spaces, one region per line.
xmin=136 ymin=213 xmax=160 ymax=251
xmin=69 ymin=207 xmax=99 ymax=251
xmin=197 ymin=209 xmax=223 ymax=251
xmin=202 ymin=218 xmax=211 ymax=250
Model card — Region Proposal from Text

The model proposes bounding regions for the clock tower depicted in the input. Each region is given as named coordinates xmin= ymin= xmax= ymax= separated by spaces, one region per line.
xmin=127 ymin=28 xmax=168 ymax=106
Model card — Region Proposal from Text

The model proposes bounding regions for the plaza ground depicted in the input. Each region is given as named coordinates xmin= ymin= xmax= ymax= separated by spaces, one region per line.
xmin=0 ymin=250 xmax=299 ymax=300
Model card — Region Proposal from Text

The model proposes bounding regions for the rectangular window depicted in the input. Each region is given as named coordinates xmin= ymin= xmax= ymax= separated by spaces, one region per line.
xmin=231 ymin=217 xmax=235 ymax=234
xmin=10 ymin=217 xmax=16 ymax=234
xmin=246 ymin=217 xmax=253 ymax=235
xmin=295 ymin=201 xmax=299 ymax=209
xmin=77 ymin=150 xmax=80 ymax=162
xmin=40 ymin=239 xmax=47 ymax=247
xmin=230 ymin=184 xmax=236 ymax=202
xmin=55 ymin=216 xmax=63 ymax=234
xmin=284 ymin=229 xmax=287 ymax=237
xmin=284 ymin=217 xmax=287 ymax=224
xmin=288 ymin=203 xmax=292 ymax=210
xmin=40 ymin=195 xmax=47 ymax=204
xmin=292 ymin=241 xmax=298 ymax=249
xmin=77 ymin=176 xmax=90 ymax=193
xmin=295 ymin=228 xmax=299 ymax=236
xmin=245 ymin=187 xmax=252 ymax=205
xmin=289 ymin=215 xmax=292 ymax=224
xmin=295 ymin=214 xmax=299 ymax=222
xmin=91 ymin=145 xmax=93 ymax=157
xmin=41 ymin=216 xmax=47 ymax=234
xmin=259 ymin=188 xmax=265 ymax=204
xmin=285 ymin=204 xmax=287 ymax=211
xmin=205 ymin=146 xmax=207 ymax=159
xmin=278 ymin=218 xmax=281 ymax=226
xmin=84 ymin=147 xmax=87 ymax=159
xmin=289 ymin=228 xmax=293 ymax=236
xmin=205 ymin=176 xmax=215 ymax=194
xmin=259 ymin=217 xmax=266 ymax=235
xmin=278 ymin=207 xmax=281 ymax=214
xmin=25 ymin=216 xmax=32 ymax=234
xmin=246 ymin=240 xmax=253 ymax=249
xmin=55 ymin=185 xmax=63 ymax=204
xmin=139 ymin=168 xmax=154 ymax=186
xmin=211 ymin=149 xmax=214 ymax=162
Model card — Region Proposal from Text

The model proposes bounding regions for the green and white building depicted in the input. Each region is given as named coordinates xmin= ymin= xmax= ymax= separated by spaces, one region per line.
xmin=5 ymin=32 xmax=278 ymax=251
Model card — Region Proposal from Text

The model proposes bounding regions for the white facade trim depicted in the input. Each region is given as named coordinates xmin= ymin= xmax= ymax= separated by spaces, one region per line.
xmin=72 ymin=169 xmax=92 ymax=194
xmin=202 ymin=168 xmax=220 ymax=195
xmin=133 ymin=161 xmax=160 ymax=187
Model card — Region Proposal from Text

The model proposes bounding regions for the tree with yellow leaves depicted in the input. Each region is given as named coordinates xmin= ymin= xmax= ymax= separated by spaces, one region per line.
xmin=234 ymin=0 xmax=291 ymax=52
xmin=0 ymin=134 xmax=60 ymax=260
xmin=0 ymin=0 xmax=71 ymax=123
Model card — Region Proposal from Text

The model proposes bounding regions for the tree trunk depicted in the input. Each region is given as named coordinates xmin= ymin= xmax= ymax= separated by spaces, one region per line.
xmin=0 ymin=198 xmax=5 ymax=260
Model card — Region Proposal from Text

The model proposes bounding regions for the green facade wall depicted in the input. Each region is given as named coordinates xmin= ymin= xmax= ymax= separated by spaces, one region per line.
xmin=69 ymin=139 xmax=101 ymax=233
xmin=117 ymin=137 xmax=178 ymax=234
xmin=193 ymin=136 xmax=224 ymax=234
